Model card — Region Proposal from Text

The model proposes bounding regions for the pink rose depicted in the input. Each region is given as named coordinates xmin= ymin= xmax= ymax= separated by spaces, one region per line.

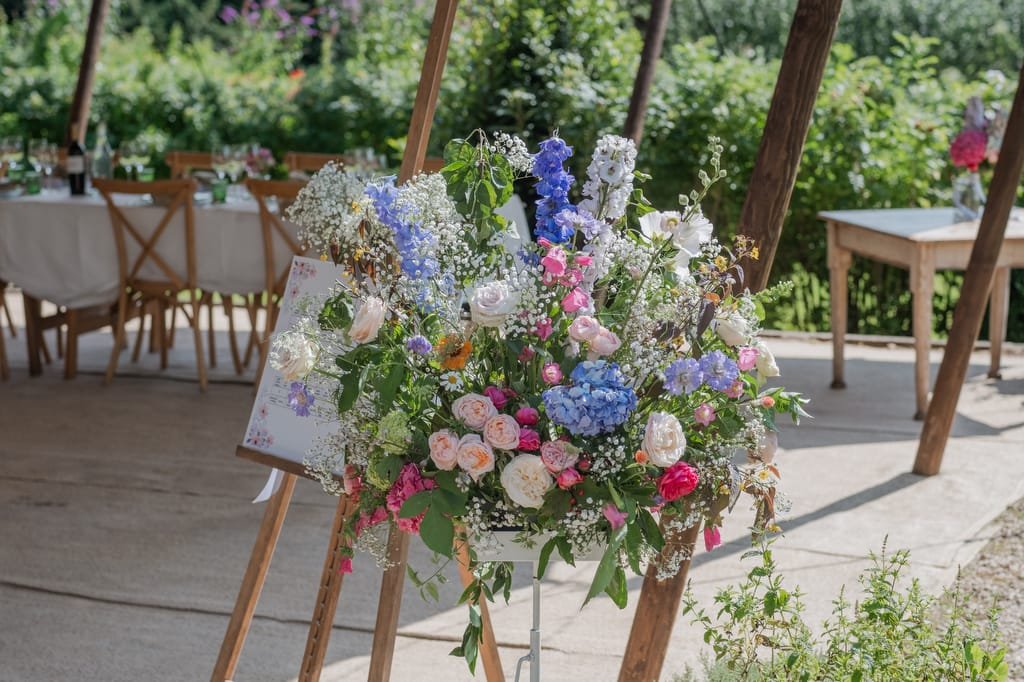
xmin=704 ymin=526 xmax=721 ymax=552
xmin=574 ymin=254 xmax=593 ymax=267
xmin=568 ymin=315 xmax=601 ymax=342
xmin=515 ymin=406 xmax=539 ymax=426
xmin=483 ymin=385 xmax=510 ymax=410
xmin=694 ymin=403 xmax=716 ymax=426
xmin=533 ymin=317 xmax=554 ymax=340
xmin=428 ymin=429 xmax=460 ymax=470
xmin=483 ymin=414 xmax=521 ymax=450
xmin=518 ymin=427 xmax=541 ymax=451
xmin=339 ymin=556 xmax=354 ymax=574
xmin=556 ymin=467 xmax=583 ymax=489
xmin=587 ymin=328 xmax=621 ymax=359
xmin=540 ymin=440 xmax=578 ymax=473
xmin=603 ymin=503 xmax=627 ymax=530
xmin=456 ymin=434 xmax=496 ymax=481
xmin=561 ymin=287 xmax=591 ymax=313
xmin=724 ymin=381 xmax=744 ymax=399
xmin=541 ymin=362 xmax=563 ymax=385
xmin=657 ymin=461 xmax=699 ymax=502
xmin=540 ymin=247 xmax=567 ymax=276
xmin=737 ymin=346 xmax=759 ymax=371
xmin=452 ymin=393 xmax=498 ymax=430
xmin=560 ymin=268 xmax=583 ymax=287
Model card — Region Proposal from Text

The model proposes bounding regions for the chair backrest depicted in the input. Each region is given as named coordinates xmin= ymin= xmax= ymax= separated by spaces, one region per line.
xmin=245 ymin=178 xmax=307 ymax=297
xmin=92 ymin=178 xmax=199 ymax=293
xmin=283 ymin=151 xmax=358 ymax=174
xmin=421 ymin=156 xmax=445 ymax=173
xmin=165 ymin=150 xmax=215 ymax=179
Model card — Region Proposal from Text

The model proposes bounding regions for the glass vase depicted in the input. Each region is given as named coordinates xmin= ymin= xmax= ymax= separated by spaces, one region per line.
xmin=952 ymin=170 xmax=986 ymax=222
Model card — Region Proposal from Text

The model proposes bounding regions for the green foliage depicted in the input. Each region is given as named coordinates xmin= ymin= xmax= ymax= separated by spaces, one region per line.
xmin=681 ymin=539 xmax=1009 ymax=681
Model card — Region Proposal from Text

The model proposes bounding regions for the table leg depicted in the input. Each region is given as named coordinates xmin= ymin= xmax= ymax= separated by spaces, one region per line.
xmin=911 ymin=248 xmax=935 ymax=420
xmin=827 ymin=223 xmax=851 ymax=389
xmin=22 ymin=293 xmax=43 ymax=377
xmin=987 ymin=267 xmax=1010 ymax=379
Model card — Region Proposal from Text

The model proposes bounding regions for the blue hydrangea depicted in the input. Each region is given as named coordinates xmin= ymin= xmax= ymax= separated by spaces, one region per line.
xmin=543 ymin=361 xmax=637 ymax=437
xmin=699 ymin=350 xmax=739 ymax=392
xmin=663 ymin=358 xmax=704 ymax=395
xmin=532 ymin=136 xmax=576 ymax=244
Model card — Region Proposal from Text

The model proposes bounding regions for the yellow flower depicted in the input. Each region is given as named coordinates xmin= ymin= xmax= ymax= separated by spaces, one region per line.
xmin=750 ymin=247 xmax=760 ymax=261
xmin=319 ymin=253 xmax=329 ymax=262
xmin=714 ymin=255 xmax=728 ymax=271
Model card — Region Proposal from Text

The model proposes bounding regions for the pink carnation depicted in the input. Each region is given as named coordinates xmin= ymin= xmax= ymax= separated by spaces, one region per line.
xmin=657 ymin=461 xmax=699 ymax=502
xmin=518 ymin=427 xmax=541 ymax=451
xmin=385 ymin=463 xmax=436 ymax=534
xmin=950 ymin=129 xmax=987 ymax=172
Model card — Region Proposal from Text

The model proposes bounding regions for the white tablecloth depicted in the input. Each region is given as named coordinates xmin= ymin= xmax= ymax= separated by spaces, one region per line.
xmin=0 ymin=190 xmax=297 ymax=308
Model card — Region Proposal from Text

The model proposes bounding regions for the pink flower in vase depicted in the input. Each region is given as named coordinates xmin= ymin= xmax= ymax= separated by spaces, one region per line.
xmin=703 ymin=526 xmax=721 ymax=552
xmin=694 ymin=403 xmax=716 ymax=426
xmin=561 ymin=288 xmax=591 ymax=313
xmin=737 ymin=346 xmax=759 ymax=371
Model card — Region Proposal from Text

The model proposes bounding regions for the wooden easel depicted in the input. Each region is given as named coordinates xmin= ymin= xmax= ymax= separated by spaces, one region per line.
xmin=212 ymin=2 xmax=505 ymax=680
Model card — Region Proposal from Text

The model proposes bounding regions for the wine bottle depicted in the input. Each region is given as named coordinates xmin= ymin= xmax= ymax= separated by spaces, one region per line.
xmin=67 ymin=123 xmax=86 ymax=196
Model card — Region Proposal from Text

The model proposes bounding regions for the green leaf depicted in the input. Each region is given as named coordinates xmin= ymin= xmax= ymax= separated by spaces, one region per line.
xmin=537 ymin=537 xmax=558 ymax=580
xmin=375 ymin=361 xmax=406 ymax=412
xmin=398 ymin=490 xmax=432 ymax=518
xmin=419 ymin=506 xmax=455 ymax=557
xmin=604 ymin=566 xmax=628 ymax=608
xmin=584 ymin=539 xmax=623 ymax=606
xmin=555 ymin=536 xmax=575 ymax=566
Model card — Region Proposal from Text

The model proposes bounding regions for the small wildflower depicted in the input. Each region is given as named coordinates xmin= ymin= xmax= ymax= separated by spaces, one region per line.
xmin=439 ymin=371 xmax=464 ymax=392
xmin=694 ymin=403 xmax=716 ymax=426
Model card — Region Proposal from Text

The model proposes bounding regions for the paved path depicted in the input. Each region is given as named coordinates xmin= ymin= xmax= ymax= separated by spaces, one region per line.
xmin=1 ymin=300 xmax=1022 ymax=681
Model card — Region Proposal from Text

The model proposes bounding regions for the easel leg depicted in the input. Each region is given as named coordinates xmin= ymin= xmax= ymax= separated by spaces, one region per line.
xmin=987 ymin=267 xmax=1009 ymax=379
xmin=367 ymin=529 xmax=410 ymax=682
xmin=211 ymin=473 xmax=297 ymax=682
xmin=455 ymin=537 xmax=505 ymax=682
xmin=297 ymin=495 xmax=354 ymax=682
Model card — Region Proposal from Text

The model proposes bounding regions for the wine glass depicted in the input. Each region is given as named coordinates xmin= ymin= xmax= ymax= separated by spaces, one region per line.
xmin=29 ymin=139 xmax=57 ymax=183
xmin=1 ymin=137 xmax=22 ymax=178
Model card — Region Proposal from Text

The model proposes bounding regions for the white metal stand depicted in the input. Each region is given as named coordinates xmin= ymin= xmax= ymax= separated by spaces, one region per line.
xmin=513 ymin=560 xmax=541 ymax=682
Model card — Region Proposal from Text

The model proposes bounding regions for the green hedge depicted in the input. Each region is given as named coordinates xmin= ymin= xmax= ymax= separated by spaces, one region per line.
xmin=1 ymin=1 xmax=1021 ymax=340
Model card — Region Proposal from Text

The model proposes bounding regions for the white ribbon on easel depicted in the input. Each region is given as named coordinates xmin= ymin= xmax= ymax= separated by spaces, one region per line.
xmin=252 ymin=468 xmax=285 ymax=503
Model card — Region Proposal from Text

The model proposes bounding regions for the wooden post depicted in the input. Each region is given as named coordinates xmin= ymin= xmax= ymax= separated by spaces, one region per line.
xmin=619 ymin=2 xmax=842 ymax=679
xmin=913 ymin=63 xmax=1024 ymax=476
xmin=67 ymin=0 xmax=110 ymax=144
xmin=622 ymin=0 xmax=673 ymax=144
xmin=738 ymin=0 xmax=844 ymax=292
xmin=211 ymin=473 xmax=298 ymax=682
xmin=367 ymin=1 xmax=459 ymax=678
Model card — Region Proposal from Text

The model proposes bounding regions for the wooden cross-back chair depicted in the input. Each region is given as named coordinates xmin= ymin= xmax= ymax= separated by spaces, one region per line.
xmin=165 ymin=150 xmax=216 ymax=179
xmin=283 ymin=151 xmax=444 ymax=174
xmin=244 ymin=178 xmax=307 ymax=376
xmin=92 ymin=178 xmax=208 ymax=391
xmin=0 ymin=291 xmax=8 ymax=381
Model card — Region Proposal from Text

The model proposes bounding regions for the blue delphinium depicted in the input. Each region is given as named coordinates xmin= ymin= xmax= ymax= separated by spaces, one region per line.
xmin=288 ymin=381 xmax=315 ymax=417
xmin=365 ymin=178 xmax=438 ymax=281
xmin=663 ymin=358 xmax=704 ymax=395
xmin=532 ymin=136 xmax=576 ymax=244
xmin=543 ymin=360 xmax=637 ymax=437
xmin=699 ymin=350 xmax=739 ymax=392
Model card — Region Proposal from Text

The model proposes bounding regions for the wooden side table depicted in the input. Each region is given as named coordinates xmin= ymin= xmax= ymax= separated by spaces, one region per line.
xmin=820 ymin=207 xmax=1024 ymax=420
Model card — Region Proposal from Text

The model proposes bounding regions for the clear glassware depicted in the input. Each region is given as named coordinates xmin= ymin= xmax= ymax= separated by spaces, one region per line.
xmin=952 ymin=171 xmax=986 ymax=222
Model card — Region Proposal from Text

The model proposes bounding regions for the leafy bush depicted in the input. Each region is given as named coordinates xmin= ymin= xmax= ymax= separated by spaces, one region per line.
xmin=679 ymin=540 xmax=1009 ymax=681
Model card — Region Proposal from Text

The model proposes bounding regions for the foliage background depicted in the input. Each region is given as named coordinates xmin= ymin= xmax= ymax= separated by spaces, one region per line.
xmin=1 ymin=0 xmax=1022 ymax=340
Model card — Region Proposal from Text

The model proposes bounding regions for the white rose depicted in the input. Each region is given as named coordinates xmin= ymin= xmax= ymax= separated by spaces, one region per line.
xmin=348 ymin=296 xmax=386 ymax=344
xmin=715 ymin=312 xmax=750 ymax=347
xmin=754 ymin=340 xmax=780 ymax=379
xmin=469 ymin=280 xmax=519 ymax=328
xmin=568 ymin=315 xmax=601 ymax=342
xmin=587 ymin=327 xmax=622 ymax=359
xmin=269 ymin=331 xmax=317 ymax=381
xmin=671 ymin=212 xmax=714 ymax=257
xmin=639 ymin=210 xmax=681 ymax=243
xmin=642 ymin=412 xmax=687 ymax=468
xmin=500 ymin=454 xmax=554 ymax=509
xmin=451 ymin=393 xmax=499 ymax=430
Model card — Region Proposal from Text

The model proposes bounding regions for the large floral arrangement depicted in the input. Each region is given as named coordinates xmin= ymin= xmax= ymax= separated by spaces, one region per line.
xmin=950 ymin=96 xmax=1006 ymax=171
xmin=271 ymin=131 xmax=807 ymax=671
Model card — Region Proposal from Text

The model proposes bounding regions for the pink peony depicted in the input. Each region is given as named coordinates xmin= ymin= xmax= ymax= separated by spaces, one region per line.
xmin=694 ymin=403 xmax=716 ymax=426
xmin=541 ymin=247 xmax=568 ymax=276
xmin=518 ymin=427 xmax=541 ymax=451
xmin=603 ymin=503 xmax=627 ymax=530
xmin=556 ymin=467 xmax=583 ymax=489
xmin=737 ymin=346 xmax=759 ymax=371
xmin=540 ymin=439 xmax=578 ymax=473
xmin=541 ymin=362 xmax=563 ymax=384
xmin=657 ymin=461 xmax=699 ymax=502
xmin=561 ymin=287 xmax=591 ymax=313
xmin=483 ymin=385 xmax=510 ymax=410
xmin=950 ymin=129 xmax=987 ymax=171
xmin=704 ymin=526 xmax=721 ymax=552
xmin=515 ymin=406 xmax=539 ymax=426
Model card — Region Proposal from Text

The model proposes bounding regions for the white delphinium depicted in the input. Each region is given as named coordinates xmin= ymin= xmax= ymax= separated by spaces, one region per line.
xmin=488 ymin=131 xmax=534 ymax=175
xmin=578 ymin=134 xmax=637 ymax=222
xmin=287 ymin=162 xmax=371 ymax=255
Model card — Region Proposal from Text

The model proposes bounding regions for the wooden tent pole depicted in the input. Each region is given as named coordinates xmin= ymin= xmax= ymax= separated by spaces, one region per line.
xmin=623 ymin=0 xmax=673 ymax=144
xmin=67 ymin=0 xmax=110 ymax=144
xmin=367 ymin=1 xmax=460 ymax=680
xmin=618 ymin=2 xmax=842 ymax=680
xmin=739 ymin=0 xmax=844 ymax=292
xmin=913 ymin=63 xmax=1024 ymax=476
